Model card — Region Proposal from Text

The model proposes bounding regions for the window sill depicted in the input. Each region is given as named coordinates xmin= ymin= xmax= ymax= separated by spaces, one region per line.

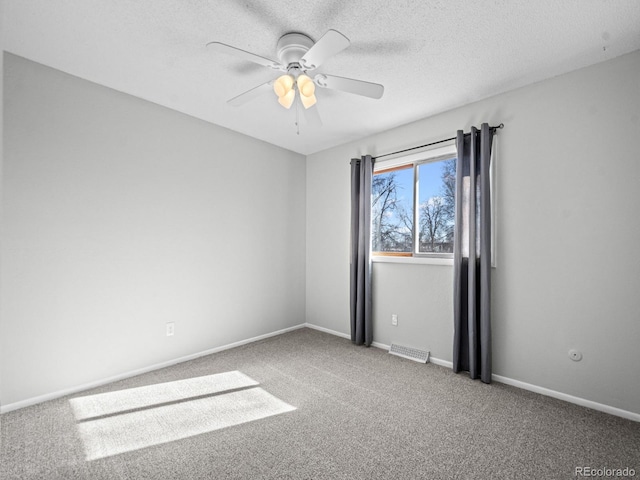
xmin=372 ymin=255 xmax=453 ymax=266
xmin=372 ymin=255 xmax=497 ymax=269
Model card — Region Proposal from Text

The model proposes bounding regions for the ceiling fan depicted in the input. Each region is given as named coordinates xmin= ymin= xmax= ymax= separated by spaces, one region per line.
xmin=207 ymin=30 xmax=384 ymax=116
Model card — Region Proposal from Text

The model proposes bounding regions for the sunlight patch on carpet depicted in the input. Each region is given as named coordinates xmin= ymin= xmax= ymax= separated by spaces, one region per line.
xmin=70 ymin=371 xmax=259 ymax=420
xmin=70 ymin=372 xmax=295 ymax=460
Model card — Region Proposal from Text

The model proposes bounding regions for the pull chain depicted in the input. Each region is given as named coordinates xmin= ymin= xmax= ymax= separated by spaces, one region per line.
xmin=295 ymin=94 xmax=300 ymax=135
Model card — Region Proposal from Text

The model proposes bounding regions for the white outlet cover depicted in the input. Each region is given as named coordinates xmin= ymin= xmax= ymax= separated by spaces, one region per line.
xmin=166 ymin=322 xmax=175 ymax=337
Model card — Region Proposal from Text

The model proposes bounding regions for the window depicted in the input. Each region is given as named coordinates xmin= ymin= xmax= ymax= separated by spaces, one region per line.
xmin=372 ymin=144 xmax=457 ymax=259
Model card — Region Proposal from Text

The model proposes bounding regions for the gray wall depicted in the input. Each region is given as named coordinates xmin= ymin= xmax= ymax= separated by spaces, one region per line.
xmin=1 ymin=54 xmax=306 ymax=407
xmin=306 ymin=50 xmax=640 ymax=415
xmin=3 ymin=47 xmax=640 ymax=417
xmin=0 ymin=1 xmax=5 ymax=411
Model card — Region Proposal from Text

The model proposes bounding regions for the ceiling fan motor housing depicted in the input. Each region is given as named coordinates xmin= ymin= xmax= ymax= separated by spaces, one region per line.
xmin=277 ymin=33 xmax=314 ymax=67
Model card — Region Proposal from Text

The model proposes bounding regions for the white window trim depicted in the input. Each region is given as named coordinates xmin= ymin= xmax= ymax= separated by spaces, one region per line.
xmin=372 ymin=255 xmax=454 ymax=266
xmin=373 ymin=143 xmax=457 ymax=172
xmin=372 ymin=142 xmax=457 ymax=264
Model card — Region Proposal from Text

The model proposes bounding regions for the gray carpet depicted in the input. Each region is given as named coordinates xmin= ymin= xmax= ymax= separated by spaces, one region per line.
xmin=1 ymin=328 xmax=639 ymax=479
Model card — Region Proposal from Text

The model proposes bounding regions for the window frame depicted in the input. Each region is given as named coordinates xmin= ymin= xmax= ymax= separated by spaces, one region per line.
xmin=372 ymin=143 xmax=458 ymax=263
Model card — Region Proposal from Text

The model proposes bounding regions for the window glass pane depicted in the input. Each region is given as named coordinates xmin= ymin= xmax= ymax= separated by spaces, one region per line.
xmin=418 ymin=158 xmax=456 ymax=253
xmin=371 ymin=167 xmax=413 ymax=252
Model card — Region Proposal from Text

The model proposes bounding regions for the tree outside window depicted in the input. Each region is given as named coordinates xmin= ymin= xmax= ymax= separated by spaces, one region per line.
xmin=372 ymin=157 xmax=456 ymax=255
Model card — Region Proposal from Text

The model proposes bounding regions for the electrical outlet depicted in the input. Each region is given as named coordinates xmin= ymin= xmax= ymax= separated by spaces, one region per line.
xmin=166 ymin=322 xmax=175 ymax=337
xmin=391 ymin=314 xmax=398 ymax=326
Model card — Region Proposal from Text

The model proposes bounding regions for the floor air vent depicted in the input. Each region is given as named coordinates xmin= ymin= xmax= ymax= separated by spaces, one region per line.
xmin=389 ymin=344 xmax=430 ymax=363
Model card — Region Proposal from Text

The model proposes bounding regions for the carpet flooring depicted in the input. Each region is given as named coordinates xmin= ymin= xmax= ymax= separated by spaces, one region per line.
xmin=1 ymin=327 xmax=639 ymax=479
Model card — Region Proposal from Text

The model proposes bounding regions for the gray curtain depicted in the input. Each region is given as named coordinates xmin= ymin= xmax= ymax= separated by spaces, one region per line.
xmin=453 ymin=124 xmax=494 ymax=383
xmin=350 ymin=155 xmax=373 ymax=346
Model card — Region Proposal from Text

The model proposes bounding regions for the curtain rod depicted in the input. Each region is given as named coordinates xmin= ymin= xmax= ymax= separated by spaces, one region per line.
xmin=373 ymin=123 xmax=504 ymax=160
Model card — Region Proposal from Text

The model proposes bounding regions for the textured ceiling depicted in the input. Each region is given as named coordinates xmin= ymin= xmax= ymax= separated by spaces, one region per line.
xmin=3 ymin=1 xmax=640 ymax=155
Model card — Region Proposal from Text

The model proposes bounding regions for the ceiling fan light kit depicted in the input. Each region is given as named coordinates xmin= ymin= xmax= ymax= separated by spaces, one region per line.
xmin=298 ymin=75 xmax=315 ymax=97
xmin=273 ymin=74 xmax=294 ymax=98
xmin=273 ymin=73 xmax=317 ymax=110
xmin=278 ymin=88 xmax=296 ymax=109
xmin=207 ymin=29 xmax=384 ymax=119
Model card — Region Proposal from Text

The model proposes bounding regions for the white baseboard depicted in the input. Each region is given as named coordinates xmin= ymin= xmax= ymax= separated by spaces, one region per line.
xmin=429 ymin=357 xmax=454 ymax=369
xmin=304 ymin=323 xmax=351 ymax=340
xmin=303 ymin=324 xmax=395 ymax=353
xmin=305 ymin=324 xmax=640 ymax=423
xmin=491 ymin=374 xmax=640 ymax=423
xmin=0 ymin=323 xmax=306 ymax=414
xmin=4 ymin=323 xmax=639 ymax=423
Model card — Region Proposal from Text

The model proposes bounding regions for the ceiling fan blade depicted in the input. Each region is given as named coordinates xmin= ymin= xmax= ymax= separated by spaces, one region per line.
xmin=227 ymin=81 xmax=274 ymax=106
xmin=302 ymin=103 xmax=323 ymax=128
xmin=300 ymin=30 xmax=350 ymax=70
xmin=207 ymin=42 xmax=283 ymax=70
xmin=314 ymin=74 xmax=384 ymax=99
